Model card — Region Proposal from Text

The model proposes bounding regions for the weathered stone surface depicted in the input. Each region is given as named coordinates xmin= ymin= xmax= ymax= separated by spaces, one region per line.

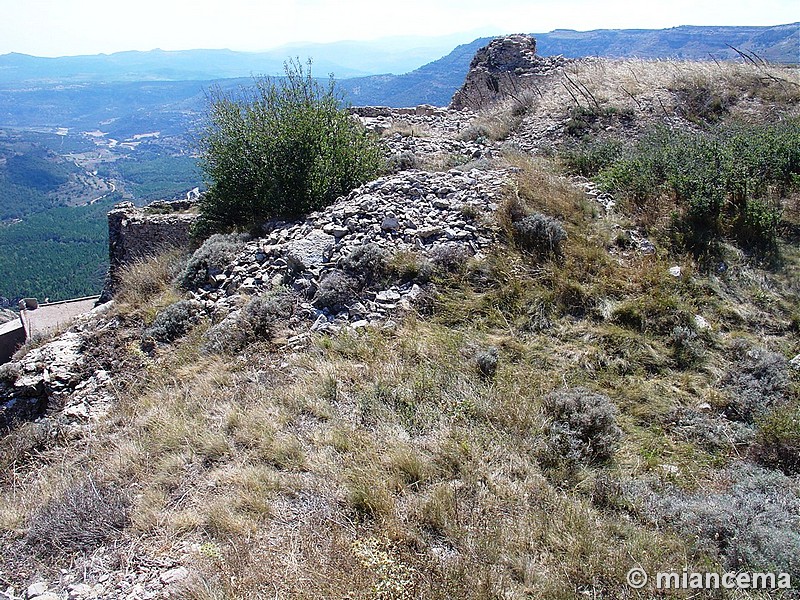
xmin=0 ymin=306 xmax=115 ymax=432
xmin=26 ymin=582 xmax=48 ymax=598
xmin=160 ymin=566 xmax=189 ymax=584
xmin=450 ymin=34 xmax=569 ymax=110
xmin=284 ymin=230 xmax=336 ymax=271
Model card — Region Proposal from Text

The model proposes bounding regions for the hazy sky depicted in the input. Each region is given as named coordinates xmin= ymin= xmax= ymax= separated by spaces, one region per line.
xmin=0 ymin=0 xmax=797 ymax=57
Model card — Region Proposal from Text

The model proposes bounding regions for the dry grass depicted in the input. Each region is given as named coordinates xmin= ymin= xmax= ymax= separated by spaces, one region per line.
xmin=381 ymin=120 xmax=434 ymax=138
xmin=114 ymin=250 xmax=185 ymax=309
xmin=464 ymin=58 xmax=800 ymax=151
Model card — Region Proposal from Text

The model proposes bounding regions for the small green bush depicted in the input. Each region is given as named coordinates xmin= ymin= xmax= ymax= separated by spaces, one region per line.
xmin=339 ymin=243 xmax=389 ymax=288
xmin=178 ymin=233 xmax=249 ymax=290
xmin=387 ymin=251 xmax=434 ymax=284
xmin=669 ymin=325 xmax=704 ymax=369
xmin=204 ymin=290 xmax=294 ymax=354
xmin=143 ymin=299 xmax=204 ymax=344
xmin=196 ymin=59 xmax=384 ymax=235
xmin=561 ymin=138 xmax=623 ymax=177
xmin=753 ymin=402 xmax=800 ymax=475
xmin=540 ymin=387 xmax=622 ymax=467
xmin=512 ymin=212 xmax=567 ymax=258
xmin=598 ymin=120 xmax=799 ymax=255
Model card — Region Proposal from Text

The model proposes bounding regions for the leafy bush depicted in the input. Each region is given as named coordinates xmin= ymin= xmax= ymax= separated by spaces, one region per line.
xmin=723 ymin=341 xmax=789 ymax=423
xmin=386 ymin=251 xmax=434 ymax=284
xmin=669 ymin=325 xmax=704 ymax=369
xmin=196 ymin=60 xmax=384 ymax=234
xmin=540 ymin=387 xmax=622 ymax=466
xmin=26 ymin=478 xmax=130 ymax=555
xmin=143 ymin=299 xmax=204 ymax=343
xmin=512 ymin=212 xmax=567 ymax=258
xmin=645 ymin=463 xmax=800 ymax=578
xmin=598 ymin=120 xmax=800 ymax=254
xmin=178 ymin=233 xmax=249 ymax=290
xmin=204 ymin=290 xmax=294 ymax=354
xmin=561 ymin=138 xmax=623 ymax=177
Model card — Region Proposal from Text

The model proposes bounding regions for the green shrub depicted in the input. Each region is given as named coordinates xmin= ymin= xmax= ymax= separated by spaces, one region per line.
xmin=753 ymin=402 xmax=800 ymax=475
xmin=178 ymin=233 xmax=249 ymax=290
xmin=204 ymin=290 xmax=294 ymax=354
xmin=598 ymin=121 xmax=800 ymax=255
xmin=540 ymin=387 xmax=622 ymax=467
xmin=339 ymin=243 xmax=389 ymax=288
xmin=669 ymin=325 xmax=704 ymax=369
xmin=143 ymin=299 xmax=204 ymax=343
xmin=196 ymin=60 xmax=384 ymax=235
xmin=512 ymin=212 xmax=567 ymax=258
xmin=561 ymin=138 xmax=623 ymax=177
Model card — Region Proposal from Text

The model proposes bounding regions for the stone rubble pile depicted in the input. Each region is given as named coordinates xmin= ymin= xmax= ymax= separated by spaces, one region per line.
xmin=0 ymin=307 xmax=115 ymax=433
xmin=351 ymin=106 xmax=499 ymax=165
xmin=4 ymin=546 xmax=192 ymax=600
xmin=190 ymin=168 xmax=510 ymax=335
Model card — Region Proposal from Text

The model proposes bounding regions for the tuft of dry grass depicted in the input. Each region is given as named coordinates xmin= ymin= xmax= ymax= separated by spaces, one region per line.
xmin=114 ymin=250 xmax=185 ymax=309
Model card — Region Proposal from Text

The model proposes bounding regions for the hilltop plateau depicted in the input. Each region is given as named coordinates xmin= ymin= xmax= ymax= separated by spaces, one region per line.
xmin=0 ymin=34 xmax=799 ymax=599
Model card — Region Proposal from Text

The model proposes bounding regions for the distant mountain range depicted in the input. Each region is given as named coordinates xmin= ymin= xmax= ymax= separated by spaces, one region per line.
xmin=341 ymin=22 xmax=799 ymax=107
xmin=0 ymin=23 xmax=796 ymax=90
xmin=0 ymin=23 xmax=796 ymax=130
xmin=0 ymin=32 xmax=494 ymax=84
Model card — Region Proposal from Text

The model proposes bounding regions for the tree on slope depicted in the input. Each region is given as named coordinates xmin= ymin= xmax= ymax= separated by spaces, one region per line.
xmin=195 ymin=59 xmax=384 ymax=236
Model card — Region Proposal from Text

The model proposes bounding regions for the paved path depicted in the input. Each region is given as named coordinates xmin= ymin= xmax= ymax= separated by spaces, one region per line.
xmin=21 ymin=296 xmax=99 ymax=338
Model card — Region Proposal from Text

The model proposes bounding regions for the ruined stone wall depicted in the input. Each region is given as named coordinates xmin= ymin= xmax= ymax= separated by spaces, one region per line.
xmin=450 ymin=34 xmax=569 ymax=111
xmin=101 ymin=200 xmax=199 ymax=299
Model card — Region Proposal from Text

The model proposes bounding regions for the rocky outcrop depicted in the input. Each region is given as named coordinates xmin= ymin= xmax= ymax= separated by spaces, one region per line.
xmin=101 ymin=199 xmax=199 ymax=300
xmin=450 ymin=34 xmax=570 ymax=110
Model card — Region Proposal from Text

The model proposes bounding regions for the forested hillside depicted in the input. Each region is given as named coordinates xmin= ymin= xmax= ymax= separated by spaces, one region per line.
xmin=0 ymin=199 xmax=115 ymax=303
